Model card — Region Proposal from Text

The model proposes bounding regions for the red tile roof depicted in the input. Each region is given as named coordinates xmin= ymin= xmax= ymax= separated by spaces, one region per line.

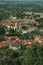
xmin=4 ymin=36 xmax=19 ymax=40
xmin=34 ymin=36 xmax=43 ymax=43
xmin=0 ymin=36 xmax=43 ymax=49
xmin=26 ymin=27 xmax=36 ymax=32
xmin=0 ymin=42 xmax=4 ymax=48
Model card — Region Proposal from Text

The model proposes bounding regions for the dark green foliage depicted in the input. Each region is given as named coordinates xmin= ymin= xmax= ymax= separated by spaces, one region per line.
xmin=0 ymin=26 xmax=5 ymax=35
xmin=0 ymin=47 xmax=23 ymax=65
xmin=22 ymin=44 xmax=43 ymax=65
xmin=0 ymin=26 xmax=5 ymax=41
xmin=0 ymin=44 xmax=43 ymax=65
xmin=0 ymin=35 xmax=4 ymax=42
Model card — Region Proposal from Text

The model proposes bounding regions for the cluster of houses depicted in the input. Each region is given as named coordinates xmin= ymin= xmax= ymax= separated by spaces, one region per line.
xmin=0 ymin=12 xmax=43 ymax=50
xmin=24 ymin=12 xmax=43 ymax=18
xmin=0 ymin=35 xmax=43 ymax=50
xmin=2 ymin=19 xmax=37 ymax=34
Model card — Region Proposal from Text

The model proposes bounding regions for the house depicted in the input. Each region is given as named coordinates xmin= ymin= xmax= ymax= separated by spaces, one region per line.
xmin=9 ymin=16 xmax=17 ymax=20
xmin=24 ymin=12 xmax=32 ymax=15
xmin=4 ymin=36 xmax=19 ymax=40
xmin=22 ymin=27 xmax=37 ymax=34
xmin=34 ymin=36 xmax=43 ymax=43
xmin=0 ymin=42 xmax=4 ymax=48
xmin=2 ymin=20 xmax=18 ymax=30
xmin=25 ymin=44 xmax=31 ymax=48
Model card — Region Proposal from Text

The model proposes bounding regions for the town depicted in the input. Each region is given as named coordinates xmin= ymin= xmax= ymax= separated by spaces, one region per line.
xmin=0 ymin=11 xmax=43 ymax=49
xmin=0 ymin=1 xmax=43 ymax=65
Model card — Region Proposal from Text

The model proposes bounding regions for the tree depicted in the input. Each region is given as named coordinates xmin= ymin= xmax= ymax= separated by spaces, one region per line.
xmin=0 ymin=35 xmax=4 ymax=42
xmin=0 ymin=26 xmax=5 ymax=35
xmin=22 ymin=43 xmax=43 ymax=65
xmin=0 ymin=46 xmax=23 ymax=65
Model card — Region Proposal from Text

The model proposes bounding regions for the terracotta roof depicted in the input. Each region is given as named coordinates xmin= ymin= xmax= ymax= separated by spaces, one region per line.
xmin=0 ymin=42 xmax=4 ymax=48
xmin=34 ymin=36 xmax=43 ymax=43
xmin=2 ymin=40 xmax=23 ymax=47
xmin=26 ymin=27 xmax=36 ymax=32
xmin=0 ymin=36 xmax=43 ymax=49
xmin=18 ymin=24 xmax=27 ymax=27
xmin=4 ymin=36 xmax=18 ymax=40
xmin=25 ymin=44 xmax=31 ymax=48
xmin=2 ymin=20 xmax=15 ymax=26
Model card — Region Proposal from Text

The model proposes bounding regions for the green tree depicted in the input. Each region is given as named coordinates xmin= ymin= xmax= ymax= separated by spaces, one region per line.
xmin=0 ymin=26 xmax=5 ymax=35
